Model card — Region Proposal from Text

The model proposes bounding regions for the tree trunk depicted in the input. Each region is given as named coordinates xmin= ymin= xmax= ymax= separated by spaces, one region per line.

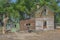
xmin=2 ymin=23 xmax=6 ymax=34
xmin=2 ymin=16 xmax=8 ymax=34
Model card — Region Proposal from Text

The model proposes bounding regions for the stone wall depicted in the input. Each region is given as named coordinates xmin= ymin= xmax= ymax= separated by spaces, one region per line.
xmin=20 ymin=18 xmax=35 ymax=31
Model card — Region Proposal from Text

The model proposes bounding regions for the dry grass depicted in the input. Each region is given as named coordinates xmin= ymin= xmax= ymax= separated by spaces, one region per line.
xmin=0 ymin=29 xmax=60 ymax=40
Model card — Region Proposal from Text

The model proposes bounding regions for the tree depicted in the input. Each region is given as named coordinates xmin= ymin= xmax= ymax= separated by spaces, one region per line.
xmin=0 ymin=0 xmax=60 ymax=34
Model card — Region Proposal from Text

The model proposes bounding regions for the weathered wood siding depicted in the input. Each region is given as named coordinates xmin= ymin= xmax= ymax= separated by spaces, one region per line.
xmin=35 ymin=17 xmax=54 ymax=30
xmin=47 ymin=17 xmax=54 ymax=30
xmin=35 ymin=18 xmax=43 ymax=30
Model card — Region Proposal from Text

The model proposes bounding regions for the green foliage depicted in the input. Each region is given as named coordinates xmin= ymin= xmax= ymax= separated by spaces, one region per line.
xmin=0 ymin=0 xmax=60 ymax=23
xmin=0 ymin=0 xmax=8 ymax=6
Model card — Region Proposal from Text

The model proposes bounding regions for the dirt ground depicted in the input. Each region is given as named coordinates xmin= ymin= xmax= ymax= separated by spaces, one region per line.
xmin=0 ymin=29 xmax=60 ymax=40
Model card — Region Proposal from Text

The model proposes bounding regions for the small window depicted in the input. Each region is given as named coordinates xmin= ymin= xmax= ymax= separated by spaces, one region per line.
xmin=26 ymin=23 xmax=30 ymax=26
xmin=42 ymin=8 xmax=46 ymax=16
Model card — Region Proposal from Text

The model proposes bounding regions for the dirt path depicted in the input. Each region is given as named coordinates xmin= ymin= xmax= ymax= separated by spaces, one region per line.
xmin=0 ymin=29 xmax=60 ymax=40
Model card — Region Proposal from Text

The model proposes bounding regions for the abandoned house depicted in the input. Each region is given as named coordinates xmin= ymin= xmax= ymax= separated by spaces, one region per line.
xmin=20 ymin=5 xmax=54 ymax=31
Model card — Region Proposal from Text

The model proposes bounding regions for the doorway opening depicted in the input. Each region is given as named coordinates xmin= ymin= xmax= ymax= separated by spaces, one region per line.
xmin=43 ymin=21 xmax=47 ymax=29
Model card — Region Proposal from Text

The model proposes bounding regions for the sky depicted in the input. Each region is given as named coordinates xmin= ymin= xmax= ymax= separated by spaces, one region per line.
xmin=11 ymin=0 xmax=16 ymax=3
xmin=58 ymin=3 xmax=60 ymax=6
